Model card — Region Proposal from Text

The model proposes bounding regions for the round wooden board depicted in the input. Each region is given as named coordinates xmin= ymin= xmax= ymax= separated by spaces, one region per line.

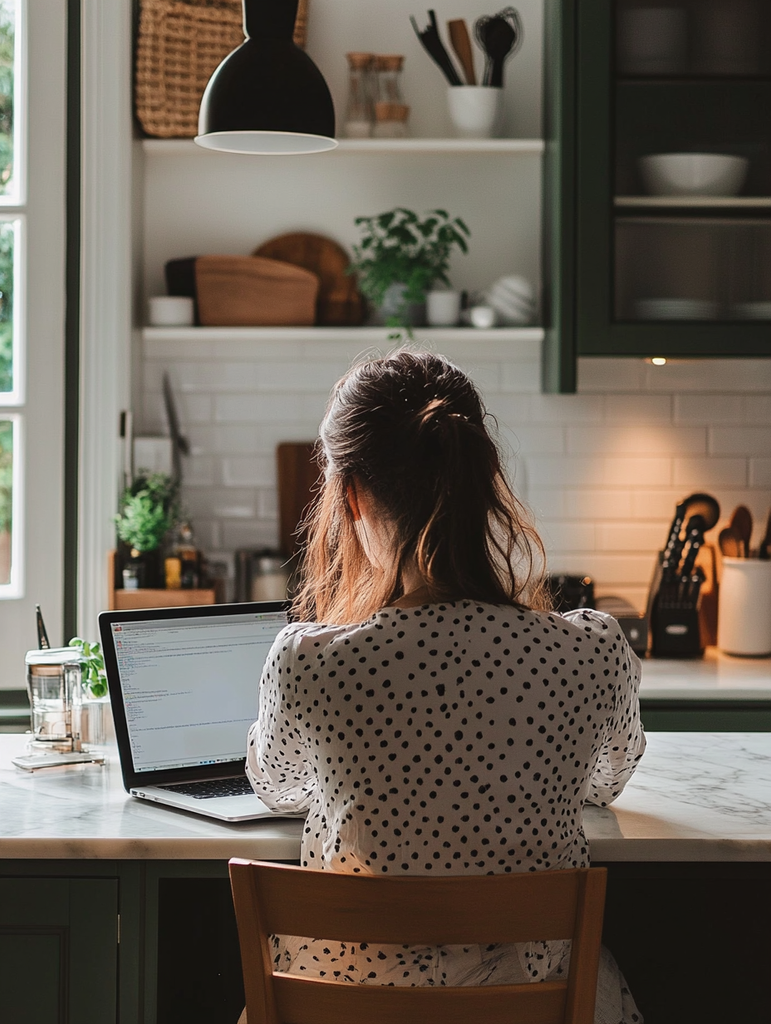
xmin=254 ymin=232 xmax=366 ymax=326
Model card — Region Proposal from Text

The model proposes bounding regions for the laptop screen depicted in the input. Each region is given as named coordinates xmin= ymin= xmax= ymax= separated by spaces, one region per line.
xmin=105 ymin=606 xmax=288 ymax=774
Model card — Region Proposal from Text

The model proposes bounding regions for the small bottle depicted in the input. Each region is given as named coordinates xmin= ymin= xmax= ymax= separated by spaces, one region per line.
xmin=372 ymin=55 xmax=409 ymax=138
xmin=122 ymin=549 xmax=145 ymax=590
xmin=175 ymin=523 xmax=199 ymax=589
xmin=344 ymin=52 xmax=375 ymax=138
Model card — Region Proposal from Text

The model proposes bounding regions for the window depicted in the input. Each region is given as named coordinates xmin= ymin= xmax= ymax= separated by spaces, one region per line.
xmin=0 ymin=0 xmax=66 ymax=686
xmin=0 ymin=0 xmax=23 ymax=596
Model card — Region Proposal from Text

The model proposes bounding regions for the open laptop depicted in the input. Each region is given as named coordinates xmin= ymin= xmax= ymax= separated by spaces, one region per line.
xmin=99 ymin=600 xmax=303 ymax=822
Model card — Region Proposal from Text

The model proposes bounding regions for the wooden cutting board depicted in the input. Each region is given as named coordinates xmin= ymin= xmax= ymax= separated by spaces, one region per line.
xmin=195 ymin=255 xmax=319 ymax=326
xmin=277 ymin=442 xmax=322 ymax=557
xmin=254 ymin=233 xmax=366 ymax=326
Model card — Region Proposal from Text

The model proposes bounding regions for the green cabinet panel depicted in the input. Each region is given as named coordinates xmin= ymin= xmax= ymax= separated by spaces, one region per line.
xmin=641 ymin=699 xmax=771 ymax=732
xmin=0 ymin=877 xmax=118 ymax=1024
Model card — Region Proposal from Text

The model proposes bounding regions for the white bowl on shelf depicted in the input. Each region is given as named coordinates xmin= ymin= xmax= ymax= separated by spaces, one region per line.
xmin=639 ymin=153 xmax=749 ymax=197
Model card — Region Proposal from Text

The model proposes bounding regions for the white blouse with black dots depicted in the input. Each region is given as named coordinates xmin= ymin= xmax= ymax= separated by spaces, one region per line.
xmin=246 ymin=603 xmax=645 ymax=1024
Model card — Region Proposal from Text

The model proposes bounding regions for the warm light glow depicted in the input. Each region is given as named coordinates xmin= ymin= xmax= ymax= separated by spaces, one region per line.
xmin=649 ymin=357 xmax=667 ymax=366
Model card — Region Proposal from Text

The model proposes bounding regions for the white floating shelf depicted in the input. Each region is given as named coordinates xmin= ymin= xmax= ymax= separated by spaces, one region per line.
xmin=615 ymin=195 xmax=771 ymax=208
xmin=142 ymin=325 xmax=544 ymax=343
xmin=142 ymin=138 xmax=544 ymax=156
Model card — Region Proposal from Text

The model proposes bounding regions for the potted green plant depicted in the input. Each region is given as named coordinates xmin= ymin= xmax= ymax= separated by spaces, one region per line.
xmin=350 ymin=207 xmax=470 ymax=327
xmin=115 ymin=472 xmax=179 ymax=588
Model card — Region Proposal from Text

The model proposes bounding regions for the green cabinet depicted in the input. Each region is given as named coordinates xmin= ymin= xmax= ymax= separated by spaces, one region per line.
xmin=544 ymin=0 xmax=771 ymax=392
xmin=0 ymin=876 xmax=119 ymax=1023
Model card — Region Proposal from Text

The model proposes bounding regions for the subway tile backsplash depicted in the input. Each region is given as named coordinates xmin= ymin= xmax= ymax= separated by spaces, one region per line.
xmin=139 ymin=338 xmax=771 ymax=613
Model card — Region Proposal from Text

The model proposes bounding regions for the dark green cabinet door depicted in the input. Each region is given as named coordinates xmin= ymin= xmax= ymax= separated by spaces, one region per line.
xmin=0 ymin=878 xmax=118 ymax=1024
xmin=543 ymin=0 xmax=771 ymax=391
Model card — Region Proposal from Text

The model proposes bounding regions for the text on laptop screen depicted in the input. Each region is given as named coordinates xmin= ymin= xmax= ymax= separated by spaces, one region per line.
xmin=111 ymin=611 xmax=287 ymax=772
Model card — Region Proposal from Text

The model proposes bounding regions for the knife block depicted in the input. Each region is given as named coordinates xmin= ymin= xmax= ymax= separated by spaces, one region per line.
xmin=646 ymin=552 xmax=702 ymax=658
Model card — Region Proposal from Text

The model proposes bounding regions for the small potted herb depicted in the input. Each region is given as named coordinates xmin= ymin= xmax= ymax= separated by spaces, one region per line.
xmin=350 ymin=207 xmax=470 ymax=327
xmin=115 ymin=472 xmax=180 ymax=588
xmin=68 ymin=637 xmax=110 ymax=744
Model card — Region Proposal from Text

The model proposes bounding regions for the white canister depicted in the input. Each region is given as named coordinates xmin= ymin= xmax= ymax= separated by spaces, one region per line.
xmin=717 ymin=557 xmax=771 ymax=656
xmin=426 ymin=290 xmax=461 ymax=326
xmin=446 ymin=86 xmax=502 ymax=139
xmin=148 ymin=295 xmax=195 ymax=327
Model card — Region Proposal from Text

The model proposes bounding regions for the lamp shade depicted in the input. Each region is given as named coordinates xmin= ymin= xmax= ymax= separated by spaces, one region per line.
xmin=196 ymin=0 xmax=337 ymax=155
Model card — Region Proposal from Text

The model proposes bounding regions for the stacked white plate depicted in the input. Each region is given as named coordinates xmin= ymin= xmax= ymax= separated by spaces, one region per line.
xmin=635 ymin=297 xmax=718 ymax=320
xmin=732 ymin=301 xmax=771 ymax=320
xmin=484 ymin=275 xmax=537 ymax=325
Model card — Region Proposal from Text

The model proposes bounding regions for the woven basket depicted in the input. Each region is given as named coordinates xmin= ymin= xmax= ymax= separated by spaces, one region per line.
xmin=135 ymin=0 xmax=310 ymax=139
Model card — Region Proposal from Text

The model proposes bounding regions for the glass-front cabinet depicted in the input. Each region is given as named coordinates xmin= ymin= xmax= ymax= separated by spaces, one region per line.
xmin=544 ymin=0 xmax=771 ymax=390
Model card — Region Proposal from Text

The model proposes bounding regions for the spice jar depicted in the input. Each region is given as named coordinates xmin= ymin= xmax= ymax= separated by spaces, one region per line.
xmin=344 ymin=52 xmax=375 ymax=138
xmin=372 ymin=54 xmax=409 ymax=138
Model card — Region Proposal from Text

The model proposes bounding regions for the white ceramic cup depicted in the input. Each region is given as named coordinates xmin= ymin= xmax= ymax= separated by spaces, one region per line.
xmin=446 ymin=86 xmax=502 ymax=139
xmin=717 ymin=557 xmax=771 ymax=656
xmin=426 ymin=289 xmax=461 ymax=326
xmin=469 ymin=305 xmax=496 ymax=328
xmin=148 ymin=295 xmax=195 ymax=327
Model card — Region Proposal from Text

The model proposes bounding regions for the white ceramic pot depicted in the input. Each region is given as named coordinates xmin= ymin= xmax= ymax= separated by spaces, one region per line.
xmin=717 ymin=558 xmax=771 ymax=656
xmin=446 ymin=86 xmax=502 ymax=139
xmin=426 ymin=290 xmax=461 ymax=326
xmin=148 ymin=295 xmax=195 ymax=326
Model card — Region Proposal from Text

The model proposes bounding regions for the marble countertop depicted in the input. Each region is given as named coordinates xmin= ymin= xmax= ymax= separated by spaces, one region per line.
xmin=1 ymin=732 xmax=770 ymax=863
xmin=640 ymin=647 xmax=771 ymax=700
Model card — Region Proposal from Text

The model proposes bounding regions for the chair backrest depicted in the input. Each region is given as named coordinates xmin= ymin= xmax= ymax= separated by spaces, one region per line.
xmin=229 ymin=859 xmax=607 ymax=1024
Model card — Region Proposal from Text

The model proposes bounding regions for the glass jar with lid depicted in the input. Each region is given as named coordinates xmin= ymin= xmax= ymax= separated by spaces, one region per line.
xmin=372 ymin=54 xmax=409 ymax=138
xmin=344 ymin=52 xmax=375 ymax=138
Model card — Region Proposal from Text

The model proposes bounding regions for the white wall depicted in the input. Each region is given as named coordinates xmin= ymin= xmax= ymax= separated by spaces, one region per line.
xmin=139 ymin=337 xmax=771 ymax=614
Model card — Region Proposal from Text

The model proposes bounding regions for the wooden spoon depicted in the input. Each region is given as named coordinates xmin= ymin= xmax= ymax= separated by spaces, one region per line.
xmin=448 ymin=19 xmax=476 ymax=85
xmin=759 ymin=507 xmax=771 ymax=560
xmin=718 ymin=526 xmax=743 ymax=559
xmin=729 ymin=504 xmax=753 ymax=557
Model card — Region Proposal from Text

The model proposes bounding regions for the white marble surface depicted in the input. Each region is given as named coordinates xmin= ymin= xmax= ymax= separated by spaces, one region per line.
xmin=640 ymin=646 xmax=771 ymax=700
xmin=1 ymin=732 xmax=770 ymax=862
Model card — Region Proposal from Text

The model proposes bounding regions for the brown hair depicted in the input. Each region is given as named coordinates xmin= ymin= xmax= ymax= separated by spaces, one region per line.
xmin=294 ymin=349 xmax=548 ymax=623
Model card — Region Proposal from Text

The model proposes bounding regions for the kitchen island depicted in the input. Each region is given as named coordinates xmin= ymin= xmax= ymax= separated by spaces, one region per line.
xmin=1 ymin=731 xmax=770 ymax=1023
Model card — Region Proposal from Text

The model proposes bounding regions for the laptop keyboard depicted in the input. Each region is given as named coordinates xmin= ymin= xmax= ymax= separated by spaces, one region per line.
xmin=159 ymin=777 xmax=254 ymax=800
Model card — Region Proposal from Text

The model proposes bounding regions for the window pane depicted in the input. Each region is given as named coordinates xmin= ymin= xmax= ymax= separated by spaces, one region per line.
xmin=0 ymin=418 xmax=11 ymax=586
xmin=0 ymin=219 xmax=13 ymax=392
xmin=0 ymin=1 xmax=14 ymax=200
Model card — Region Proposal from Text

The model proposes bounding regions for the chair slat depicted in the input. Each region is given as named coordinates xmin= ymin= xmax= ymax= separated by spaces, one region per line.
xmin=247 ymin=862 xmax=581 ymax=945
xmin=274 ymin=974 xmax=568 ymax=1024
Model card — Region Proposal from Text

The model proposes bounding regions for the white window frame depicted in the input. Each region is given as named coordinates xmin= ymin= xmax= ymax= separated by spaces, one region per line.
xmin=0 ymin=0 xmax=27 ymax=598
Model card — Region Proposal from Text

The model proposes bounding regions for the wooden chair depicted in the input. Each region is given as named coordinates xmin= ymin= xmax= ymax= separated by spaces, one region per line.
xmin=228 ymin=859 xmax=607 ymax=1024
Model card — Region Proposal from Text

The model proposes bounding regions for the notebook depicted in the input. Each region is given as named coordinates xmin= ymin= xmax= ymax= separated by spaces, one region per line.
xmin=99 ymin=600 xmax=302 ymax=822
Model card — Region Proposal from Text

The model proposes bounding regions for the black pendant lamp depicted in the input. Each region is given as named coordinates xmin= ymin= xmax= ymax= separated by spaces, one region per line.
xmin=196 ymin=0 xmax=337 ymax=154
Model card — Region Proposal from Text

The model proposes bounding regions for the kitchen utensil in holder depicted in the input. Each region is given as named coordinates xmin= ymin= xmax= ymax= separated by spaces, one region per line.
xmin=17 ymin=649 xmax=105 ymax=769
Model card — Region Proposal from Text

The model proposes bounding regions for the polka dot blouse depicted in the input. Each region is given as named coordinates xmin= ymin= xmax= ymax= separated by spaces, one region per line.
xmin=247 ymin=602 xmax=644 ymax=875
xmin=245 ymin=602 xmax=645 ymax=1023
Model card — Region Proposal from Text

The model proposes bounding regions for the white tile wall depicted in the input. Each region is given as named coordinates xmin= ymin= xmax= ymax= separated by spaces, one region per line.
xmin=139 ymin=337 xmax=771 ymax=613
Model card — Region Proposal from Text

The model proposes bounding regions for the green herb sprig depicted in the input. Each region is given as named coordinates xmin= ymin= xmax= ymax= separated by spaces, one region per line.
xmin=68 ymin=637 xmax=108 ymax=699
